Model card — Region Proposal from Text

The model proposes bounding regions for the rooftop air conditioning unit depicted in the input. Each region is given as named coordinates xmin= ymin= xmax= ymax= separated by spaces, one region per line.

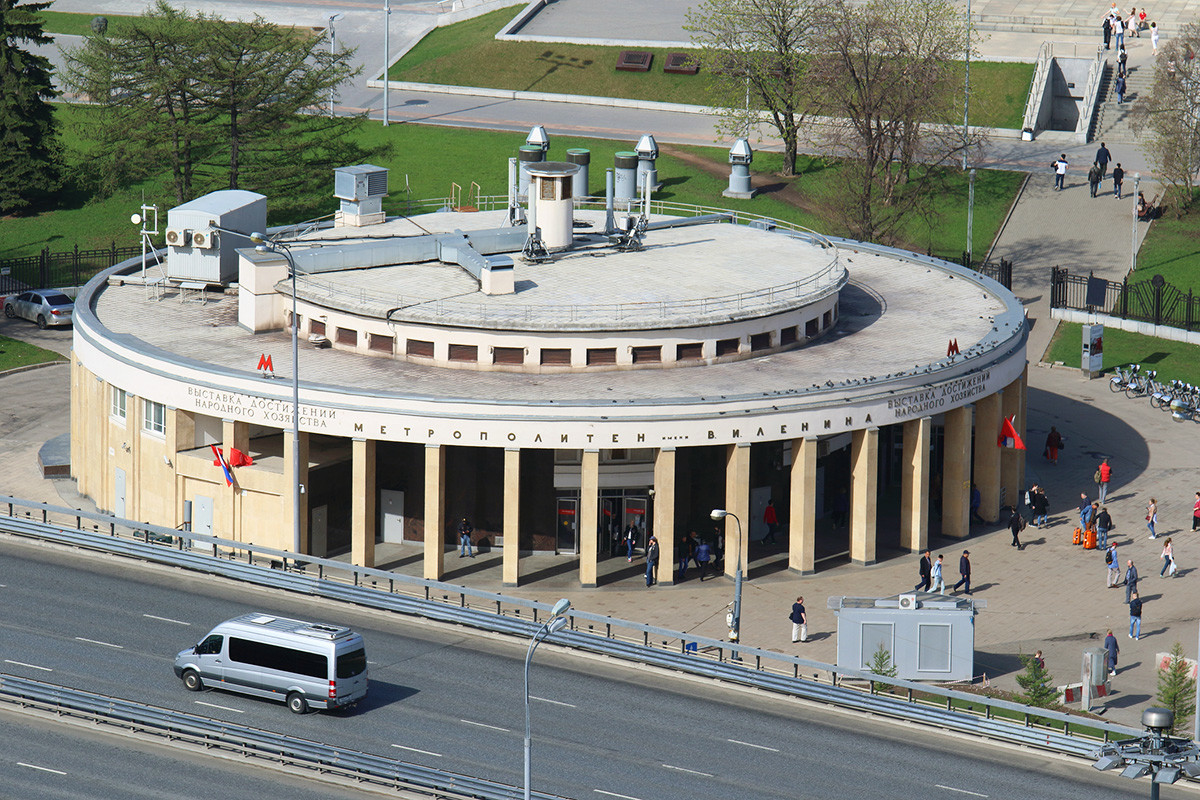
xmin=334 ymin=165 xmax=388 ymax=203
xmin=165 ymin=228 xmax=191 ymax=247
xmin=898 ymin=594 xmax=919 ymax=610
xmin=189 ymin=229 xmax=218 ymax=249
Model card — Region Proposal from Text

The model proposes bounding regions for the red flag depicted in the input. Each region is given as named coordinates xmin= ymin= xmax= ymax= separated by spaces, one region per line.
xmin=998 ymin=415 xmax=1026 ymax=450
xmin=229 ymin=447 xmax=254 ymax=467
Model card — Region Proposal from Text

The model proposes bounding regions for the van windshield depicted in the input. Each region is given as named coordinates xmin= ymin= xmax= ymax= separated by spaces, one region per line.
xmin=337 ymin=648 xmax=367 ymax=678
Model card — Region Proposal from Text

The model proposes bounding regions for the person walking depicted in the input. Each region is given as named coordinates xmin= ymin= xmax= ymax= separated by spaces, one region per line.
xmin=624 ymin=524 xmax=637 ymax=561
xmin=1129 ymin=591 xmax=1143 ymax=640
xmin=1115 ymin=73 xmax=1127 ymax=104
xmin=645 ymin=535 xmax=659 ymax=586
xmin=1097 ymin=458 xmax=1113 ymax=502
xmin=1105 ymin=629 xmax=1120 ymax=676
xmin=931 ymin=554 xmax=946 ymax=594
xmin=695 ymin=538 xmax=712 ymax=580
xmin=1095 ymin=143 xmax=1112 ymax=179
xmin=1147 ymin=497 xmax=1159 ymax=539
xmin=1125 ymin=559 xmax=1139 ymax=604
xmin=1044 ymin=426 xmax=1063 ymax=463
xmin=1008 ymin=506 xmax=1025 ymax=549
xmin=915 ymin=549 xmax=932 ymax=592
xmin=1079 ymin=492 xmax=1094 ymax=530
xmin=1192 ymin=491 xmax=1200 ymax=531
xmin=790 ymin=596 xmax=808 ymax=643
xmin=762 ymin=498 xmax=780 ymax=545
xmin=678 ymin=531 xmax=695 ymax=580
xmin=457 ymin=517 xmax=474 ymax=558
xmin=1102 ymin=14 xmax=1112 ymax=49
xmin=1113 ymin=163 xmax=1125 ymax=199
xmin=1031 ymin=485 xmax=1050 ymax=527
xmin=1114 ymin=12 xmax=1125 ymax=50
xmin=1087 ymin=162 xmax=1102 ymax=198
xmin=1097 ymin=505 xmax=1113 ymax=548
xmin=1053 ymin=155 xmax=1069 ymax=191
xmin=1106 ymin=542 xmax=1120 ymax=587
xmin=1151 ymin=21 xmax=1159 ymax=55
xmin=1160 ymin=538 xmax=1174 ymax=577
xmin=1117 ymin=47 xmax=1128 ymax=78
xmin=953 ymin=550 xmax=972 ymax=595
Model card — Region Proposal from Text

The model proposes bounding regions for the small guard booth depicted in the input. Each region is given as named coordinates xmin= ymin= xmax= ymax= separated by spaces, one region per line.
xmin=831 ymin=593 xmax=982 ymax=681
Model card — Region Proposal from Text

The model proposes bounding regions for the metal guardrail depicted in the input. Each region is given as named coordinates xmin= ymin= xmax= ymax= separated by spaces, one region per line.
xmin=1077 ymin=44 xmax=1107 ymax=142
xmin=0 ymin=495 xmax=1141 ymax=758
xmin=1022 ymin=41 xmax=1051 ymax=133
xmin=0 ymin=673 xmax=565 ymax=800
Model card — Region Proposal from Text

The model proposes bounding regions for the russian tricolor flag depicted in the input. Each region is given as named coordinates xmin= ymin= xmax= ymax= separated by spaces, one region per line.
xmin=998 ymin=415 xmax=1026 ymax=450
xmin=211 ymin=445 xmax=234 ymax=486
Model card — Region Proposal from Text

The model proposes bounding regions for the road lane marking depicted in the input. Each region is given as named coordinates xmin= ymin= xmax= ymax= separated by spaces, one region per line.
xmin=195 ymin=701 xmax=244 ymax=713
xmin=18 ymin=763 xmax=66 ymax=775
xmin=75 ymin=637 xmax=123 ymax=649
xmin=461 ymin=719 xmax=511 ymax=733
xmin=661 ymin=764 xmax=714 ymax=777
xmin=4 ymin=660 xmax=52 ymax=672
xmin=727 ymin=738 xmax=779 ymax=752
xmin=530 ymin=696 xmax=576 ymax=708
xmin=935 ymin=785 xmax=988 ymax=798
xmin=392 ymin=744 xmax=443 ymax=757
xmin=595 ymin=791 xmax=644 ymax=800
xmin=143 ymin=614 xmax=190 ymax=625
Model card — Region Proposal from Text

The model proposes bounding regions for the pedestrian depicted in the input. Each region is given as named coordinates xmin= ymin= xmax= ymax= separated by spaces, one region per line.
xmin=1127 ymin=9 xmax=1138 ymax=39
xmin=1151 ymin=21 xmax=1159 ymax=55
xmin=1008 ymin=506 xmax=1025 ymax=549
xmin=762 ymin=498 xmax=779 ymax=545
xmin=1113 ymin=163 xmax=1125 ymax=199
xmin=1053 ymin=155 xmax=1069 ymax=191
xmin=1114 ymin=12 xmax=1125 ymax=49
xmin=624 ymin=523 xmax=637 ymax=561
xmin=1031 ymin=485 xmax=1050 ymax=527
xmin=1115 ymin=73 xmax=1127 ymax=104
xmin=457 ymin=517 xmax=474 ymax=558
xmin=1079 ymin=492 xmax=1094 ymax=530
xmin=1097 ymin=457 xmax=1113 ymax=502
xmin=1192 ymin=491 xmax=1200 ymax=531
xmin=1106 ymin=542 xmax=1120 ymax=587
xmin=1088 ymin=162 xmax=1102 ymax=198
xmin=952 ymin=549 xmax=972 ymax=595
xmin=1160 ymin=538 xmax=1174 ymax=577
xmin=1095 ymin=142 xmax=1112 ymax=179
xmin=1147 ymin=497 xmax=1158 ymax=539
xmin=1097 ymin=505 xmax=1113 ymax=548
xmin=1044 ymin=426 xmax=1063 ymax=463
xmin=695 ymin=537 xmax=712 ymax=580
xmin=970 ymin=483 xmax=985 ymax=524
xmin=915 ymin=549 xmax=932 ymax=591
xmin=1117 ymin=46 xmax=1128 ymax=78
xmin=1129 ymin=591 xmax=1143 ymax=640
xmin=1125 ymin=559 xmax=1139 ymax=604
xmin=678 ymin=531 xmax=694 ymax=579
xmin=790 ymin=596 xmax=808 ymax=643
xmin=1105 ymin=629 xmax=1120 ymax=675
xmin=1102 ymin=14 xmax=1112 ymax=49
xmin=645 ymin=535 xmax=659 ymax=586
xmin=931 ymin=554 xmax=946 ymax=594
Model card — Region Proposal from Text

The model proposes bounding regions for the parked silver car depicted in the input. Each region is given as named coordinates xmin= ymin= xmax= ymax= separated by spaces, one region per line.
xmin=3 ymin=290 xmax=74 ymax=328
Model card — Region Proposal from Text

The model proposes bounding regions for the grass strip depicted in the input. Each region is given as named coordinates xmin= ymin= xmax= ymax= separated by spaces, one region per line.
xmin=1046 ymin=322 xmax=1200 ymax=384
xmin=0 ymin=335 xmax=67 ymax=372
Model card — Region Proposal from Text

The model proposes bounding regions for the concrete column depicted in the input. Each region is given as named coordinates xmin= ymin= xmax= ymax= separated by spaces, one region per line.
xmin=424 ymin=444 xmax=446 ymax=581
xmin=724 ymin=444 xmax=751 ymax=578
xmin=579 ymin=450 xmax=600 ymax=587
xmin=653 ymin=448 xmax=677 ymax=586
xmin=973 ymin=392 xmax=1003 ymax=523
xmin=503 ymin=448 xmax=521 ymax=587
xmin=943 ymin=406 xmax=972 ymax=539
xmin=788 ymin=438 xmax=818 ymax=574
xmin=1001 ymin=368 xmax=1027 ymax=506
xmin=351 ymin=438 xmax=376 ymax=568
xmin=283 ymin=431 xmax=310 ymax=554
xmin=900 ymin=417 xmax=931 ymax=553
xmin=850 ymin=427 xmax=879 ymax=565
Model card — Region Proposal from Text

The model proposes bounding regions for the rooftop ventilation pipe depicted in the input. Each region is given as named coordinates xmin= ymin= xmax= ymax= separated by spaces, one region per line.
xmin=723 ymin=138 xmax=756 ymax=199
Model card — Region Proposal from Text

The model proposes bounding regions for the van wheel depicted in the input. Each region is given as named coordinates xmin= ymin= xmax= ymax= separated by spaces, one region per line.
xmin=287 ymin=692 xmax=308 ymax=714
xmin=182 ymin=669 xmax=203 ymax=691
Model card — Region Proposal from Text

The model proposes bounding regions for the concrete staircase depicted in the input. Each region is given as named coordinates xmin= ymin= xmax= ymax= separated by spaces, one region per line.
xmin=971 ymin=13 xmax=1096 ymax=37
xmin=1090 ymin=58 xmax=1148 ymax=145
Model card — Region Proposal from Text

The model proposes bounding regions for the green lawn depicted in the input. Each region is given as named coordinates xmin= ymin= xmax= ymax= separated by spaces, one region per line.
xmin=1132 ymin=209 xmax=1200 ymax=295
xmin=37 ymin=10 xmax=143 ymax=37
xmin=1046 ymin=322 xmax=1200 ymax=384
xmin=0 ymin=335 xmax=67 ymax=372
xmin=391 ymin=5 xmax=1033 ymax=130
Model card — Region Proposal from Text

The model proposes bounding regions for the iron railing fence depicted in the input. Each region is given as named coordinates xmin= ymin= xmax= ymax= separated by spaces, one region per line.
xmin=0 ymin=495 xmax=1140 ymax=758
xmin=0 ymin=243 xmax=144 ymax=294
xmin=1050 ymin=267 xmax=1200 ymax=331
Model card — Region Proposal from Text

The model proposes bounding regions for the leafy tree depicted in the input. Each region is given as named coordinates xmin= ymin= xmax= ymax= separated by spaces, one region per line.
xmin=807 ymin=0 xmax=982 ymax=244
xmin=1157 ymin=642 xmax=1196 ymax=735
xmin=1015 ymin=653 xmax=1057 ymax=708
xmin=0 ymin=0 xmax=61 ymax=214
xmin=1133 ymin=23 xmax=1200 ymax=216
xmin=685 ymin=0 xmax=815 ymax=177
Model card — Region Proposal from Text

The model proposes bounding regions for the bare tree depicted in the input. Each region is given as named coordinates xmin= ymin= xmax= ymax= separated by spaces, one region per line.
xmin=685 ymin=0 xmax=815 ymax=176
xmin=1133 ymin=24 xmax=1200 ymax=215
xmin=808 ymin=0 xmax=981 ymax=244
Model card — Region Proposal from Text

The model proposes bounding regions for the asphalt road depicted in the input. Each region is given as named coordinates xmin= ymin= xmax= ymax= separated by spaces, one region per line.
xmin=0 ymin=536 xmax=1179 ymax=800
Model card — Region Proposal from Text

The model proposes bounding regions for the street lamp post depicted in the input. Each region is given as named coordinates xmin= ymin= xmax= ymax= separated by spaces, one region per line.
xmin=967 ymin=167 xmax=976 ymax=265
xmin=250 ymin=233 xmax=302 ymax=557
xmin=709 ymin=509 xmax=743 ymax=651
xmin=1093 ymin=708 xmax=1200 ymax=798
xmin=1132 ymin=172 xmax=1141 ymax=274
xmin=524 ymin=598 xmax=571 ymax=800
xmin=382 ymin=0 xmax=391 ymax=126
xmin=328 ymin=13 xmax=344 ymax=118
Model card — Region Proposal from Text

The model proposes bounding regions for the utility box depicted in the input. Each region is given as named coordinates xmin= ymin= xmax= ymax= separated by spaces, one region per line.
xmin=335 ymin=164 xmax=388 ymax=226
xmin=831 ymin=593 xmax=981 ymax=681
xmin=166 ymin=190 xmax=266 ymax=285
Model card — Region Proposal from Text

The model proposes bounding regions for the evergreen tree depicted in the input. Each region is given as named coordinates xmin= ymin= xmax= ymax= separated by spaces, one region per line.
xmin=868 ymin=643 xmax=897 ymax=691
xmin=0 ymin=0 xmax=61 ymax=214
xmin=1015 ymin=653 xmax=1057 ymax=708
xmin=1157 ymin=642 xmax=1196 ymax=735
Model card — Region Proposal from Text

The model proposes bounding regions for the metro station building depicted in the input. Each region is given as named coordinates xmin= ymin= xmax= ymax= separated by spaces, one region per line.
xmin=69 ymin=161 xmax=1028 ymax=587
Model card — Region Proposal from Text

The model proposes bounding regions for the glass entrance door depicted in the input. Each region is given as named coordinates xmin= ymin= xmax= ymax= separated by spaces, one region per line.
xmin=556 ymin=497 xmax=579 ymax=554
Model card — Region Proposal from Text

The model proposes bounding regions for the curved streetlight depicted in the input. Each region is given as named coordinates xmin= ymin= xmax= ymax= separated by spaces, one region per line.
xmin=1093 ymin=708 xmax=1200 ymax=798
xmin=710 ymin=509 xmax=743 ymax=653
xmin=524 ymin=597 xmax=571 ymax=800
xmin=249 ymin=232 xmax=302 ymax=557
xmin=327 ymin=13 xmax=345 ymax=118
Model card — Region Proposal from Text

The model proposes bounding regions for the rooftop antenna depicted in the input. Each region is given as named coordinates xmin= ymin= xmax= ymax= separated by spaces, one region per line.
xmin=130 ymin=194 xmax=160 ymax=281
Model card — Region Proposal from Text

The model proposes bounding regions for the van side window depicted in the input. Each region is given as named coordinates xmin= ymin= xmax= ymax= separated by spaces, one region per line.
xmin=197 ymin=634 xmax=223 ymax=655
xmin=229 ymin=636 xmax=327 ymax=679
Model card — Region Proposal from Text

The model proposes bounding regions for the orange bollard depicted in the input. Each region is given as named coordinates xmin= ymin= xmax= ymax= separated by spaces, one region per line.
xmin=1073 ymin=527 xmax=1083 ymax=545
xmin=1085 ymin=527 xmax=1097 ymax=549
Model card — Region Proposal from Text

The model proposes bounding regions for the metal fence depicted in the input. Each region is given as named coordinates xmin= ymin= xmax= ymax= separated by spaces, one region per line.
xmin=1050 ymin=267 xmax=1200 ymax=331
xmin=0 ymin=243 xmax=144 ymax=294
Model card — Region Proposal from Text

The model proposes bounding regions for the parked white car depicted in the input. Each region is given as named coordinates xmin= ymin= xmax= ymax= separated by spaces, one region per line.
xmin=3 ymin=290 xmax=74 ymax=328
